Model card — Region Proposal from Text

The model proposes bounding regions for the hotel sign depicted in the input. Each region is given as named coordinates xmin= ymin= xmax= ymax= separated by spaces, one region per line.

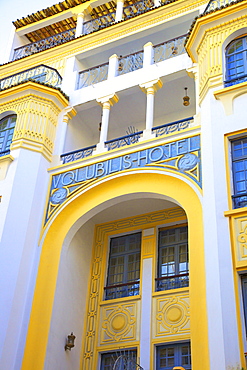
xmin=46 ymin=135 xmax=201 ymax=223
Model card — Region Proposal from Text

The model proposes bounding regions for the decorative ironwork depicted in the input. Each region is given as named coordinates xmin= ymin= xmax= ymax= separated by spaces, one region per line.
xmin=83 ymin=12 xmax=116 ymax=35
xmin=104 ymin=280 xmax=140 ymax=300
xmin=105 ymin=130 xmax=143 ymax=150
xmin=118 ymin=50 xmax=144 ymax=75
xmin=225 ymin=74 xmax=247 ymax=87
xmin=232 ymin=193 xmax=247 ymax=209
xmin=77 ymin=62 xmax=109 ymax=88
xmin=152 ymin=117 xmax=193 ymax=137
xmin=123 ymin=0 xmax=154 ymax=19
xmin=155 ymin=272 xmax=189 ymax=291
xmin=12 ymin=28 xmax=76 ymax=60
xmin=113 ymin=354 xmax=143 ymax=370
xmin=154 ymin=34 xmax=187 ymax=63
xmin=60 ymin=145 xmax=96 ymax=164
xmin=0 ymin=65 xmax=62 ymax=90
xmin=204 ymin=0 xmax=237 ymax=13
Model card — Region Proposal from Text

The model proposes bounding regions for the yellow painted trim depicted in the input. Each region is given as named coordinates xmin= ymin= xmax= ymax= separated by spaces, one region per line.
xmin=152 ymin=287 xmax=189 ymax=298
xmin=0 ymin=81 xmax=69 ymax=107
xmin=22 ymin=171 xmax=209 ymax=370
xmin=214 ymin=81 xmax=247 ymax=115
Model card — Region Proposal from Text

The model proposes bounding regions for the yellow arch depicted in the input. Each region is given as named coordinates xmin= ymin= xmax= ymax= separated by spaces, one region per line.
xmin=22 ymin=171 xmax=209 ymax=370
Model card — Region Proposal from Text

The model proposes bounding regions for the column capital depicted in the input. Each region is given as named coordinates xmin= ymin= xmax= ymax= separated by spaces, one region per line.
xmin=139 ymin=79 xmax=163 ymax=94
xmin=187 ymin=63 xmax=198 ymax=79
xmin=63 ymin=106 xmax=77 ymax=123
xmin=96 ymin=93 xmax=119 ymax=106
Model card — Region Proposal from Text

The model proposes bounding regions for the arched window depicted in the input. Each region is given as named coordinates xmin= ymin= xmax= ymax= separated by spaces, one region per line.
xmin=225 ymin=35 xmax=247 ymax=87
xmin=0 ymin=114 xmax=17 ymax=156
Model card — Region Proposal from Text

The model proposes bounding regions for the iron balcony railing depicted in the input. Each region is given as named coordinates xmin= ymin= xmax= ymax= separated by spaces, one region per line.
xmin=232 ymin=193 xmax=247 ymax=209
xmin=60 ymin=145 xmax=97 ymax=164
xmin=105 ymin=131 xmax=143 ymax=151
xmin=60 ymin=117 xmax=194 ymax=164
xmin=152 ymin=117 xmax=193 ymax=137
xmin=77 ymin=62 xmax=109 ymax=89
xmin=204 ymin=0 xmax=237 ymax=13
xmin=123 ymin=0 xmax=154 ymax=19
xmin=154 ymin=34 xmax=187 ymax=63
xmin=0 ymin=149 xmax=10 ymax=157
xmin=0 ymin=65 xmax=62 ymax=90
xmin=77 ymin=34 xmax=187 ymax=90
xmin=13 ymin=28 xmax=76 ymax=60
xmin=155 ymin=272 xmax=189 ymax=291
xmin=104 ymin=280 xmax=140 ymax=300
xmin=83 ymin=12 xmax=116 ymax=34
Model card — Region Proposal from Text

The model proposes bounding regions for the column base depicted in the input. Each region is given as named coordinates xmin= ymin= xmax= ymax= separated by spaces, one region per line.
xmin=139 ymin=129 xmax=156 ymax=142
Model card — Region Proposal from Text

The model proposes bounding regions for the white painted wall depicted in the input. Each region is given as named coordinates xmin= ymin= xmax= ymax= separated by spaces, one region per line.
xmin=44 ymin=219 xmax=94 ymax=370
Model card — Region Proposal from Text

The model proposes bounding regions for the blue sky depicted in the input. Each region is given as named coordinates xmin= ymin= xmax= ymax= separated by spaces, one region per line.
xmin=0 ymin=0 xmax=56 ymax=63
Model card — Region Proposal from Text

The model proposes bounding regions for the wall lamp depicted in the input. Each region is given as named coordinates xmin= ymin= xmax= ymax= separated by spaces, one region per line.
xmin=65 ymin=332 xmax=76 ymax=351
xmin=183 ymin=87 xmax=190 ymax=106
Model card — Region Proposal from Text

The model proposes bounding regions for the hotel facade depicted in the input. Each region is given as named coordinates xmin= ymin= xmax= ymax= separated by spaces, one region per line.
xmin=1 ymin=0 xmax=247 ymax=369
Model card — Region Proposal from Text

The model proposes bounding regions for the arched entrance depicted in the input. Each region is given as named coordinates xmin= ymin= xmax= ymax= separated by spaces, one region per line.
xmin=22 ymin=170 xmax=209 ymax=370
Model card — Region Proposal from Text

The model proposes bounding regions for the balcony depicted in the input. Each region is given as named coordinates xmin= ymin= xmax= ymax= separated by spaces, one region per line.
xmin=12 ymin=0 xmax=178 ymax=61
xmin=0 ymin=65 xmax=62 ymax=90
xmin=61 ymin=117 xmax=194 ymax=164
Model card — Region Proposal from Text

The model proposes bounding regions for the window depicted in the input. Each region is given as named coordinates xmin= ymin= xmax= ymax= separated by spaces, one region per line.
xmin=104 ymin=232 xmax=141 ymax=300
xmin=0 ymin=115 xmax=17 ymax=156
xmin=231 ymin=138 xmax=247 ymax=208
xmin=156 ymin=342 xmax=191 ymax=370
xmin=241 ymin=275 xmax=247 ymax=335
xmin=101 ymin=349 xmax=137 ymax=370
xmin=225 ymin=35 xmax=247 ymax=87
xmin=156 ymin=226 xmax=189 ymax=291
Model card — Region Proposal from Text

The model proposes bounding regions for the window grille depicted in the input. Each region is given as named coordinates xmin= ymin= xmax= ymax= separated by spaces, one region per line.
xmin=104 ymin=232 xmax=141 ymax=300
xmin=100 ymin=349 xmax=142 ymax=370
xmin=156 ymin=226 xmax=189 ymax=291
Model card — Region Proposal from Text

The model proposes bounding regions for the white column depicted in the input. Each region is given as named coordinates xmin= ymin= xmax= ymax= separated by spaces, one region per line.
xmin=143 ymin=42 xmax=154 ymax=68
xmin=154 ymin=0 xmax=160 ymax=7
xmin=115 ymin=0 xmax=124 ymax=22
xmin=108 ymin=54 xmax=119 ymax=79
xmin=75 ymin=12 xmax=84 ymax=37
xmin=139 ymin=79 xmax=163 ymax=139
xmin=96 ymin=94 xmax=119 ymax=152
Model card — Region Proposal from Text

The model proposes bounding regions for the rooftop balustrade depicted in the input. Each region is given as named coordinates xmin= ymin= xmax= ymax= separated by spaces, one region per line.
xmin=123 ymin=0 xmax=154 ymax=19
xmin=60 ymin=117 xmax=194 ymax=164
xmin=0 ymin=64 xmax=62 ymax=90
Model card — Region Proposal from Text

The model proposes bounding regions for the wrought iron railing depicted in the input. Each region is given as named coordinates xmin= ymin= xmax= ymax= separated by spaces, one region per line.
xmin=118 ymin=50 xmax=144 ymax=75
xmin=77 ymin=62 xmax=109 ymax=88
xmin=204 ymin=0 xmax=238 ymax=13
xmin=123 ymin=0 xmax=154 ymax=19
xmin=83 ymin=12 xmax=116 ymax=34
xmin=13 ymin=28 xmax=76 ymax=60
xmin=113 ymin=355 xmax=144 ymax=370
xmin=232 ymin=193 xmax=247 ymax=209
xmin=152 ymin=117 xmax=193 ymax=137
xmin=60 ymin=145 xmax=96 ymax=164
xmin=154 ymin=34 xmax=187 ymax=63
xmin=225 ymin=74 xmax=247 ymax=87
xmin=104 ymin=280 xmax=140 ymax=300
xmin=0 ymin=65 xmax=62 ymax=90
xmin=105 ymin=131 xmax=143 ymax=150
xmin=0 ymin=150 xmax=10 ymax=157
xmin=156 ymin=272 xmax=189 ymax=291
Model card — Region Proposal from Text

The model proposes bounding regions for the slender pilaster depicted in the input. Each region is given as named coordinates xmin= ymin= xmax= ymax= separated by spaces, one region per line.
xmin=143 ymin=42 xmax=154 ymax=68
xmin=108 ymin=54 xmax=119 ymax=79
xmin=139 ymin=79 xmax=163 ymax=139
xmin=96 ymin=94 xmax=119 ymax=152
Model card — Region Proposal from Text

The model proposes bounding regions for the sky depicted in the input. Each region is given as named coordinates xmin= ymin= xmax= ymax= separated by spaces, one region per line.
xmin=0 ymin=0 xmax=57 ymax=64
